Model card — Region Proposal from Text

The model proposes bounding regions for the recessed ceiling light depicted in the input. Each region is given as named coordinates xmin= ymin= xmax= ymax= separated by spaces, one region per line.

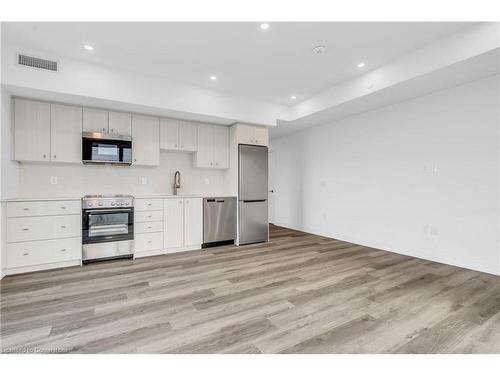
xmin=290 ymin=95 xmax=297 ymax=100
xmin=210 ymin=76 xmax=217 ymax=80
xmin=312 ymin=45 xmax=327 ymax=55
xmin=84 ymin=44 xmax=94 ymax=51
xmin=260 ymin=23 xmax=270 ymax=30
xmin=357 ymin=62 xmax=366 ymax=68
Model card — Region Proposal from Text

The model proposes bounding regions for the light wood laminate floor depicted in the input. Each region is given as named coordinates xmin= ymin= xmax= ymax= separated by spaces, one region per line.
xmin=1 ymin=225 xmax=500 ymax=354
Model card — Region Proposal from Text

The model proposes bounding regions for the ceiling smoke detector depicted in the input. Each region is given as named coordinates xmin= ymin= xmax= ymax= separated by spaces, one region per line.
xmin=312 ymin=45 xmax=327 ymax=55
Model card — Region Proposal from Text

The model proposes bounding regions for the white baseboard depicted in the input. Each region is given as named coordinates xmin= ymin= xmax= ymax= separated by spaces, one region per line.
xmin=4 ymin=259 xmax=81 ymax=276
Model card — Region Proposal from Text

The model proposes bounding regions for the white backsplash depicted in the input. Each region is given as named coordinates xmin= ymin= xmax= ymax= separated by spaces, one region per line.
xmin=17 ymin=151 xmax=226 ymax=197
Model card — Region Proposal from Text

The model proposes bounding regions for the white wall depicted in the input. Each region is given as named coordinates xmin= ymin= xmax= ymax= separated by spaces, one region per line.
xmin=271 ymin=75 xmax=500 ymax=275
xmin=1 ymin=43 xmax=289 ymax=127
xmin=16 ymin=152 xmax=225 ymax=197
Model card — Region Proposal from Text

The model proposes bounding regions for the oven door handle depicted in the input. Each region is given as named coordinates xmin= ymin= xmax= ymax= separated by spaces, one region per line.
xmin=86 ymin=208 xmax=134 ymax=214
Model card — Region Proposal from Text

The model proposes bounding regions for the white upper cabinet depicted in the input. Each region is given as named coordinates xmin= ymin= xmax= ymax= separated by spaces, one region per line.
xmin=213 ymin=126 xmax=229 ymax=168
xmin=109 ymin=111 xmax=132 ymax=137
xmin=234 ymin=123 xmax=269 ymax=146
xmin=50 ymin=104 xmax=82 ymax=163
xmin=195 ymin=124 xmax=229 ymax=169
xmin=83 ymin=108 xmax=108 ymax=133
xmin=160 ymin=118 xmax=180 ymax=150
xmin=14 ymin=99 xmax=51 ymax=162
xmin=178 ymin=121 xmax=197 ymax=152
xmin=183 ymin=198 xmax=202 ymax=246
xmin=195 ymin=124 xmax=215 ymax=168
xmin=160 ymin=119 xmax=197 ymax=152
xmin=132 ymin=114 xmax=160 ymax=166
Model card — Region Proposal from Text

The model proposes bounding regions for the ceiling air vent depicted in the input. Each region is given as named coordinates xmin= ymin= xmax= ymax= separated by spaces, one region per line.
xmin=17 ymin=54 xmax=58 ymax=72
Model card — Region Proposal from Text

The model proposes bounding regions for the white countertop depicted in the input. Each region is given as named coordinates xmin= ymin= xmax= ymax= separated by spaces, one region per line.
xmin=1 ymin=197 xmax=82 ymax=202
xmin=2 ymin=194 xmax=236 ymax=202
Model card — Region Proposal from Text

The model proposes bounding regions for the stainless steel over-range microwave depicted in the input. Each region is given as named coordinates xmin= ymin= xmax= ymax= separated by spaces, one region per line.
xmin=82 ymin=132 xmax=132 ymax=165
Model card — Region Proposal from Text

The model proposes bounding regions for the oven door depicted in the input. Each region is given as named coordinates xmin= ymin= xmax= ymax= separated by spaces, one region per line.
xmin=82 ymin=208 xmax=134 ymax=244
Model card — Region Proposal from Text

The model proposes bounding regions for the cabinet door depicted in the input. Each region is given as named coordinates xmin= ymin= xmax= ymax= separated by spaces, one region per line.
xmin=159 ymin=118 xmax=179 ymax=150
xmin=132 ymin=114 xmax=160 ymax=166
xmin=50 ymin=104 xmax=82 ymax=163
xmin=164 ymin=198 xmax=184 ymax=248
xmin=254 ymin=126 xmax=269 ymax=146
xmin=14 ymin=99 xmax=51 ymax=162
xmin=195 ymin=124 xmax=214 ymax=168
xmin=213 ymin=126 xmax=229 ymax=169
xmin=83 ymin=108 xmax=108 ymax=133
xmin=109 ymin=111 xmax=132 ymax=137
xmin=237 ymin=124 xmax=255 ymax=144
xmin=179 ymin=121 xmax=197 ymax=152
xmin=184 ymin=198 xmax=202 ymax=246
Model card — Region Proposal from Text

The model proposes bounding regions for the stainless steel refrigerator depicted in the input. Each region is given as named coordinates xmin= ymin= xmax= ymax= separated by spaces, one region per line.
xmin=238 ymin=144 xmax=269 ymax=245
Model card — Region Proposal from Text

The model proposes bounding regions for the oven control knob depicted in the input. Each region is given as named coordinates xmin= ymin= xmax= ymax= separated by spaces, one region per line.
xmin=98 ymin=202 xmax=103 ymax=206
xmin=111 ymin=202 xmax=116 ymax=206
xmin=87 ymin=202 xmax=93 ymax=207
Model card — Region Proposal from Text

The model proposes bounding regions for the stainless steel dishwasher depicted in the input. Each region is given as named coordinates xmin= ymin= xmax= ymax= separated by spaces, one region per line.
xmin=203 ymin=197 xmax=237 ymax=247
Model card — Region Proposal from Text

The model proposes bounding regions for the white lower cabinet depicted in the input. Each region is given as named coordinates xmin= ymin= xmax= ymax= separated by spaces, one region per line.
xmin=164 ymin=197 xmax=203 ymax=250
xmin=135 ymin=232 xmax=164 ymax=253
xmin=183 ymin=198 xmax=203 ymax=246
xmin=7 ymin=215 xmax=81 ymax=243
xmin=134 ymin=196 xmax=202 ymax=257
xmin=7 ymin=238 xmax=81 ymax=268
xmin=134 ymin=198 xmax=164 ymax=256
xmin=5 ymin=200 xmax=82 ymax=275
xmin=164 ymin=198 xmax=184 ymax=248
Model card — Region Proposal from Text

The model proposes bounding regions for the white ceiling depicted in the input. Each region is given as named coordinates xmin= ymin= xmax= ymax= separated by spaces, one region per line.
xmin=3 ymin=22 xmax=474 ymax=106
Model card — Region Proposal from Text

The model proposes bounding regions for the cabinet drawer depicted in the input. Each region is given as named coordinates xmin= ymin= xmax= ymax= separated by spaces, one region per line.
xmin=6 ymin=237 xmax=81 ymax=268
xmin=7 ymin=215 xmax=81 ymax=243
xmin=135 ymin=221 xmax=163 ymax=234
xmin=7 ymin=200 xmax=81 ymax=218
xmin=135 ymin=232 xmax=163 ymax=253
xmin=135 ymin=199 xmax=163 ymax=211
xmin=135 ymin=210 xmax=163 ymax=223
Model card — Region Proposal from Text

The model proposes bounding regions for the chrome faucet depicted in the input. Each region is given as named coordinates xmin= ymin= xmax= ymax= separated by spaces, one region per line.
xmin=173 ymin=171 xmax=181 ymax=195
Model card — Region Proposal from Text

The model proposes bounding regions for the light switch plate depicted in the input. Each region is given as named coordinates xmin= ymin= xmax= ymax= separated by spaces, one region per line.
xmin=204 ymin=178 xmax=210 ymax=185
xmin=50 ymin=176 xmax=58 ymax=185
xmin=141 ymin=177 xmax=148 ymax=185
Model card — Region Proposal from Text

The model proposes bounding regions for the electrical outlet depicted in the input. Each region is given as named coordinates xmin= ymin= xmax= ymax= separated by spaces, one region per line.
xmin=50 ymin=176 xmax=58 ymax=185
xmin=141 ymin=177 xmax=147 ymax=185
xmin=204 ymin=178 xmax=210 ymax=185
xmin=430 ymin=226 xmax=439 ymax=236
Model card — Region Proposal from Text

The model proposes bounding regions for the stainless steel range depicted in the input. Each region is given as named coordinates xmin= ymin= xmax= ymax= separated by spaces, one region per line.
xmin=82 ymin=194 xmax=134 ymax=263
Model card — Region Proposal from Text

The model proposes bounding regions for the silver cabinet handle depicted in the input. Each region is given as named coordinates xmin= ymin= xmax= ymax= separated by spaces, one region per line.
xmin=111 ymin=128 xmax=114 ymax=132
xmin=53 ymin=155 xmax=57 ymax=159
xmin=60 ymin=249 xmax=66 ymax=252
xmin=43 ymin=154 xmax=47 ymax=158
xmin=174 ymin=144 xmax=178 ymax=148
xmin=147 ymin=215 xmax=152 ymax=218
xmin=147 ymin=226 xmax=152 ymax=229
xmin=181 ymin=144 xmax=184 ymax=148
xmin=147 ymin=203 xmax=152 ymax=206
xmin=147 ymin=241 xmax=152 ymax=244
xmin=23 ymin=253 xmax=29 ymax=256
xmin=179 ymin=200 xmax=182 ymax=204
xmin=61 ymin=225 xmax=66 ymax=229
xmin=60 ymin=206 xmax=66 ymax=209
xmin=23 ymin=228 xmax=30 ymax=231
xmin=23 ymin=208 xmax=29 ymax=211
xmin=103 ymin=127 xmax=106 ymax=132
